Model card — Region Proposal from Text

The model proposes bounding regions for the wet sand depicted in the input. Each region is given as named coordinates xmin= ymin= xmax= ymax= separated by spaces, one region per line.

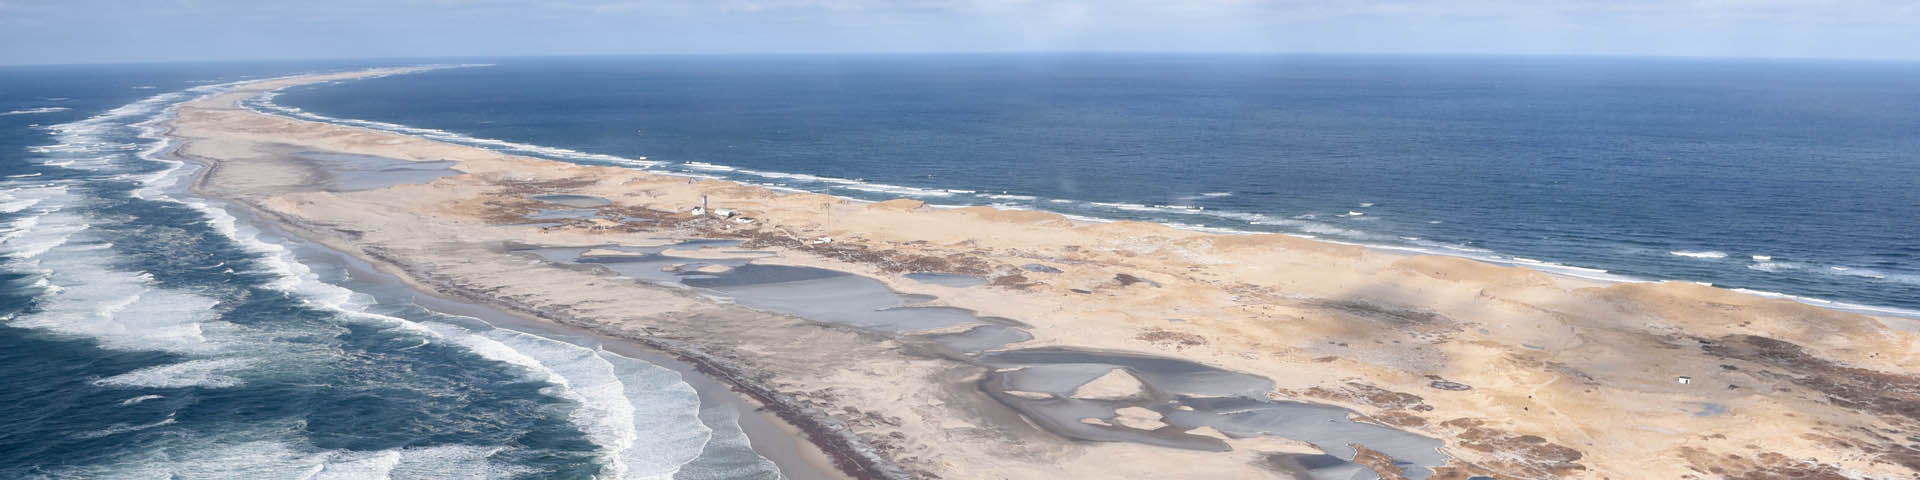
xmin=520 ymin=238 xmax=1456 ymax=475
xmin=167 ymin=68 xmax=1920 ymax=479
xmin=189 ymin=160 xmax=851 ymax=480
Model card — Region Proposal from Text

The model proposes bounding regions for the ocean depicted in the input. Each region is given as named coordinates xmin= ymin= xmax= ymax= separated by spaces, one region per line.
xmin=2 ymin=54 xmax=1917 ymax=478
xmin=0 ymin=63 xmax=783 ymax=478
xmin=263 ymin=54 xmax=1920 ymax=315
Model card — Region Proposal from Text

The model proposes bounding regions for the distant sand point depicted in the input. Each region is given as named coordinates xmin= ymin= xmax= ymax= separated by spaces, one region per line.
xmin=166 ymin=68 xmax=1920 ymax=480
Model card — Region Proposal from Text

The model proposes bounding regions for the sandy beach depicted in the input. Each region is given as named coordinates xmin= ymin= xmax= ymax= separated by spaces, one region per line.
xmin=223 ymin=203 xmax=850 ymax=480
xmin=166 ymin=68 xmax=1920 ymax=479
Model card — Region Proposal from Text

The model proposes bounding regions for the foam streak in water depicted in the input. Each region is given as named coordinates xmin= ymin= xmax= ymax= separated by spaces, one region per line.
xmin=131 ymin=79 xmax=735 ymax=478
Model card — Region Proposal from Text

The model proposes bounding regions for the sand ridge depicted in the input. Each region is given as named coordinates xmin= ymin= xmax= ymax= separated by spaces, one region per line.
xmin=169 ymin=69 xmax=1920 ymax=479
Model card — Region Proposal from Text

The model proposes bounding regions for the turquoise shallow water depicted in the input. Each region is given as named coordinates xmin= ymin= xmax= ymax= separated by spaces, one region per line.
xmin=0 ymin=64 xmax=780 ymax=479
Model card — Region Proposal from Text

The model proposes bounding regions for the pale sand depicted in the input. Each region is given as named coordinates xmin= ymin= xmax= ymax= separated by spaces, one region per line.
xmin=167 ymin=68 xmax=1920 ymax=479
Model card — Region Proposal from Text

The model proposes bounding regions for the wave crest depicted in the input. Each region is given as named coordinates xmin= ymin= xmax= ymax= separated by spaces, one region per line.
xmin=1669 ymin=250 xmax=1728 ymax=259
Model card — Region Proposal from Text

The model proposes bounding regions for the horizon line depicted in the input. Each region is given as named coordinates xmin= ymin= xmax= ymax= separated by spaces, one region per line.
xmin=6 ymin=50 xmax=1919 ymax=68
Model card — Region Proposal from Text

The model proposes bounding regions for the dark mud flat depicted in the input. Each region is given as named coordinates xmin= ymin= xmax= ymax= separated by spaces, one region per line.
xmin=514 ymin=239 xmax=1451 ymax=479
xmin=667 ymin=239 xmax=746 ymax=250
xmin=904 ymin=272 xmax=987 ymax=288
xmin=686 ymin=265 xmax=987 ymax=333
xmin=531 ymin=193 xmax=613 ymax=208
xmin=527 ymin=207 xmax=600 ymax=220
xmin=518 ymin=241 xmax=1027 ymax=341
xmin=923 ymin=325 xmax=1033 ymax=355
xmin=513 ymin=194 xmax=618 ymax=222
xmin=291 ymin=151 xmax=458 ymax=191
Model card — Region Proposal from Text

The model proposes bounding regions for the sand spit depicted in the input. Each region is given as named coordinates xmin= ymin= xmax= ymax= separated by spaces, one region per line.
xmin=169 ymin=69 xmax=1920 ymax=479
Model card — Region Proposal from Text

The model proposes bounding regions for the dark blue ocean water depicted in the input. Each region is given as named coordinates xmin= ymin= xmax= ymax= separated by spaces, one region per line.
xmin=5 ymin=54 xmax=1916 ymax=478
xmin=1 ymin=63 xmax=779 ymax=478
xmin=268 ymin=55 xmax=1920 ymax=315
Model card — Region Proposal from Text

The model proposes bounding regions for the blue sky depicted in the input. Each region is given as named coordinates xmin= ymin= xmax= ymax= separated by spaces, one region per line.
xmin=3 ymin=0 xmax=1918 ymax=64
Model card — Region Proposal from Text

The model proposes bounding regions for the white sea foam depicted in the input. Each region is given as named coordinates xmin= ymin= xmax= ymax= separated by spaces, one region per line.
xmin=165 ymin=193 xmax=713 ymax=477
xmin=735 ymin=169 xmax=864 ymax=185
xmin=28 ymin=87 xmax=221 ymax=173
xmin=317 ymin=444 xmax=518 ymax=479
xmin=1059 ymin=213 xmax=1115 ymax=224
xmin=75 ymin=413 xmax=179 ymax=439
xmin=43 ymin=435 xmax=520 ymax=480
xmin=8 ymin=82 xmax=381 ymax=374
xmin=138 ymin=78 xmax=722 ymax=477
xmin=1088 ymin=201 xmax=1159 ymax=212
xmin=1669 ymin=250 xmax=1727 ymax=259
xmin=1487 ymin=257 xmax=1628 ymax=282
xmin=95 ymin=358 xmax=254 ymax=389
xmin=1195 ymin=209 xmax=1270 ymax=223
xmin=1823 ymin=266 xmax=1919 ymax=285
xmin=121 ymin=394 xmax=167 ymax=406
xmin=1165 ymin=222 xmax=1251 ymax=235
xmin=2 ymin=106 xmax=70 ymax=116
xmin=229 ymin=64 xmax=1920 ymax=326
xmin=661 ymin=172 xmax=725 ymax=180
xmin=0 ymin=203 xmax=230 ymax=354
xmin=1732 ymin=288 xmax=1920 ymax=320
xmin=836 ymin=183 xmax=955 ymax=197
xmin=684 ymin=161 xmax=736 ymax=171
xmin=1829 ymin=267 xmax=1881 ymax=278
xmin=247 ymin=87 xmax=661 ymax=170
xmin=421 ymin=322 xmax=713 ymax=479
xmin=0 ymin=186 xmax=58 ymax=214
xmin=0 ymin=75 xmax=727 ymax=478
xmin=597 ymin=351 xmax=721 ymax=478
xmin=1249 ymin=218 xmax=1379 ymax=240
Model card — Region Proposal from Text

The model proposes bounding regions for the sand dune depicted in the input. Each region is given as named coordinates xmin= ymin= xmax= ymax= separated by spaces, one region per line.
xmin=169 ymin=69 xmax=1920 ymax=479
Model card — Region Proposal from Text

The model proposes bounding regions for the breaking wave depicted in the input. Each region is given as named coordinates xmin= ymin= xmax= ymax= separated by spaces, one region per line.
xmin=2 ymin=76 xmax=769 ymax=478
xmin=241 ymin=66 xmax=1920 ymax=319
xmin=2 ymin=107 xmax=71 ymax=116
xmin=1669 ymin=250 xmax=1728 ymax=259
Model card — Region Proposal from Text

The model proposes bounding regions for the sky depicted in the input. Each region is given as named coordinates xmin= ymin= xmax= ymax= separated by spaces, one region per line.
xmin=2 ymin=0 xmax=1919 ymax=64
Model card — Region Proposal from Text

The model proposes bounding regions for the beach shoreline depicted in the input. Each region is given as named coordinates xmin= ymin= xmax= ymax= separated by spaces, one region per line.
xmin=165 ymin=114 xmax=876 ymax=479
xmin=165 ymin=68 xmax=1920 ymax=479
xmin=210 ymin=194 xmax=857 ymax=480
xmin=245 ymin=68 xmax=1920 ymax=324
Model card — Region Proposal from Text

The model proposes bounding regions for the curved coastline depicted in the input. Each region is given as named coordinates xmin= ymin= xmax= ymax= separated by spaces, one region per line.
xmin=157 ymin=73 xmax=876 ymax=479
xmin=170 ymin=67 xmax=1920 ymax=479
xmin=206 ymin=201 xmax=863 ymax=480
xmin=245 ymin=73 xmax=1920 ymax=322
